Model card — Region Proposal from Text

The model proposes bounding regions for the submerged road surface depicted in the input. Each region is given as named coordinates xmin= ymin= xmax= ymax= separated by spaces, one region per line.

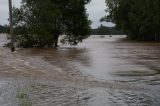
xmin=0 ymin=35 xmax=160 ymax=106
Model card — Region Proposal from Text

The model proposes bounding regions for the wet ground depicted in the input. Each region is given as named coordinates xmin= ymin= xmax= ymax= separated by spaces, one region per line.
xmin=0 ymin=35 xmax=160 ymax=106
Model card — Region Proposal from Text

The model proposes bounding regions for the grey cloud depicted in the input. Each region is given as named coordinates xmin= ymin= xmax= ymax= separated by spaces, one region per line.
xmin=0 ymin=0 xmax=21 ymax=25
xmin=0 ymin=0 xmax=114 ymax=28
xmin=86 ymin=0 xmax=114 ymax=28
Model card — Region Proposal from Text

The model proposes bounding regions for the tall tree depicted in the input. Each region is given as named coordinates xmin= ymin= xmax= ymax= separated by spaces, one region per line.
xmin=13 ymin=0 xmax=91 ymax=47
xmin=101 ymin=0 xmax=160 ymax=41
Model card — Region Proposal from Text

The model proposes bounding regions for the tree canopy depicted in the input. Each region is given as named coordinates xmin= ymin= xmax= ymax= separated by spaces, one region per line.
xmin=13 ymin=0 xmax=91 ymax=48
xmin=102 ymin=0 xmax=160 ymax=41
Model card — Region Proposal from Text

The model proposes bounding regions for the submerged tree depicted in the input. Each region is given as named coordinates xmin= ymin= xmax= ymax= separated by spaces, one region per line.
xmin=13 ymin=0 xmax=91 ymax=48
xmin=101 ymin=0 xmax=160 ymax=41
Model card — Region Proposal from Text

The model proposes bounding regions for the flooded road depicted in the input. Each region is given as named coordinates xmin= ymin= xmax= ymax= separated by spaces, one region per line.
xmin=0 ymin=35 xmax=160 ymax=106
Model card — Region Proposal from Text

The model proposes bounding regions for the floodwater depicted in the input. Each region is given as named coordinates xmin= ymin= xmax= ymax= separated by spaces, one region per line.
xmin=0 ymin=34 xmax=8 ymax=46
xmin=0 ymin=35 xmax=160 ymax=106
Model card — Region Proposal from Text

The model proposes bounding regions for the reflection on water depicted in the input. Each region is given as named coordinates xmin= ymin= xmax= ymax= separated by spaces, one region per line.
xmin=18 ymin=35 xmax=160 ymax=105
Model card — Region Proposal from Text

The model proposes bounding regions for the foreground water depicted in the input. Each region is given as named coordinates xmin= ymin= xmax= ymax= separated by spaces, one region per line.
xmin=0 ymin=35 xmax=160 ymax=106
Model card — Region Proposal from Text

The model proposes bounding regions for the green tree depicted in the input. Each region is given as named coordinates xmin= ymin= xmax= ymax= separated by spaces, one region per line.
xmin=0 ymin=25 xmax=5 ymax=33
xmin=102 ymin=0 xmax=160 ymax=41
xmin=91 ymin=24 xmax=124 ymax=35
xmin=97 ymin=24 xmax=110 ymax=35
xmin=13 ymin=0 xmax=91 ymax=48
xmin=0 ymin=25 xmax=9 ymax=33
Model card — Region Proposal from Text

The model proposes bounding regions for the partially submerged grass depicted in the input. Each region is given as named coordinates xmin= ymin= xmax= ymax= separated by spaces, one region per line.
xmin=16 ymin=86 xmax=32 ymax=106
xmin=16 ymin=89 xmax=32 ymax=106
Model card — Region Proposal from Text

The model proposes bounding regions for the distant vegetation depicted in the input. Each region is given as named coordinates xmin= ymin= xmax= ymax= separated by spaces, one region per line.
xmin=13 ymin=0 xmax=91 ymax=48
xmin=102 ymin=0 xmax=160 ymax=41
xmin=0 ymin=25 xmax=8 ymax=33
xmin=91 ymin=24 xmax=124 ymax=35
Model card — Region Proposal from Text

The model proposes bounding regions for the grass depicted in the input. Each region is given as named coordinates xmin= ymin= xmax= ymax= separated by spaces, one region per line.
xmin=16 ymin=90 xmax=32 ymax=106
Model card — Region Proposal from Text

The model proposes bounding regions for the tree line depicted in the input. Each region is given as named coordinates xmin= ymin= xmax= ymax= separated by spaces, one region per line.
xmin=91 ymin=24 xmax=124 ymax=35
xmin=0 ymin=25 xmax=8 ymax=33
xmin=101 ymin=0 xmax=160 ymax=41
xmin=2 ymin=0 xmax=159 ymax=46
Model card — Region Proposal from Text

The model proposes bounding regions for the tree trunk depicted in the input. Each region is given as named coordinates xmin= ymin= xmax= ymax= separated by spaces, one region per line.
xmin=155 ymin=32 xmax=157 ymax=41
xmin=54 ymin=34 xmax=59 ymax=47
xmin=8 ymin=0 xmax=15 ymax=52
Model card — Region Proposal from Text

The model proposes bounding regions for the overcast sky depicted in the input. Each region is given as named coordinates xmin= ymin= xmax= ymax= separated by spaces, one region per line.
xmin=0 ymin=0 xmax=114 ymax=28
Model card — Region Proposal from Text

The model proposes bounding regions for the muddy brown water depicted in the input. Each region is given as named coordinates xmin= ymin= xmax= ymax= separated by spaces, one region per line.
xmin=0 ymin=35 xmax=160 ymax=106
